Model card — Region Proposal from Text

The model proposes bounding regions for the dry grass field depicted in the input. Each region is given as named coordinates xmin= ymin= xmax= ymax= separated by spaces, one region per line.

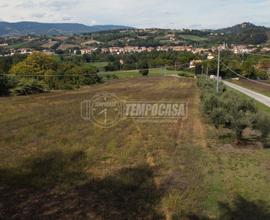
xmin=0 ymin=77 xmax=270 ymax=219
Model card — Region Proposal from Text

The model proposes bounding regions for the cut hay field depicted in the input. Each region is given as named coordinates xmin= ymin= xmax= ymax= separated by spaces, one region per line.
xmin=0 ymin=77 xmax=270 ymax=219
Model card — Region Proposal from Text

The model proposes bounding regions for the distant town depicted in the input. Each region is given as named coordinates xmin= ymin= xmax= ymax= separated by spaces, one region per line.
xmin=1 ymin=36 xmax=270 ymax=58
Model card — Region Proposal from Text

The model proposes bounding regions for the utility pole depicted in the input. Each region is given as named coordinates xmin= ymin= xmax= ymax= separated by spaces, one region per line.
xmin=164 ymin=65 xmax=167 ymax=76
xmin=201 ymin=64 xmax=204 ymax=75
xmin=216 ymin=48 xmax=221 ymax=93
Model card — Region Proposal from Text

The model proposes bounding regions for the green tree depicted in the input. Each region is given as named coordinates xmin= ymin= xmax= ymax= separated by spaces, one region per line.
xmin=138 ymin=61 xmax=149 ymax=76
xmin=241 ymin=61 xmax=256 ymax=79
xmin=9 ymin=52 xmax=57 ymax=78
xmin=222 ymin=91 xmax=257 ymax=142
xmin=254 ymin=112 xmax=270 ymax=141
xmin=0 ymin=74 xmax=13 ymax=96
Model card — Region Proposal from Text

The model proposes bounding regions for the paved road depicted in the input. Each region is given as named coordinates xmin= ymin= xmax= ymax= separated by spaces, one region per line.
xmin=223 ymin=81 xmax=270 ymax=108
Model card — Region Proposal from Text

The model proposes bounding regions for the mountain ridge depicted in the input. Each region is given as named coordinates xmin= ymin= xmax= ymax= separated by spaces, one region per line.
xmin=0 ymin=21 xmax=133 ymax=36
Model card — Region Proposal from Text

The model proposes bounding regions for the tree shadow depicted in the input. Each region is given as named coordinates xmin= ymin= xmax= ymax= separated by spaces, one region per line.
xmin=218 ymin=195 xmax=270 ymax=220
xmin=180 ymin=214 xmax=210 ymax=220
xmin=0 ymin=151 xmax=163 ymax=219
xmin=0 ymin=150 xmax=88 ymax=189
xmin=182 ymin=196 xmax=270 ymax=220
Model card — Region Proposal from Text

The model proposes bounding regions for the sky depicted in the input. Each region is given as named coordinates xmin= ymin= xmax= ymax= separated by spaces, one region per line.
xmin=0 ymin=0 xmax=270 ymax=29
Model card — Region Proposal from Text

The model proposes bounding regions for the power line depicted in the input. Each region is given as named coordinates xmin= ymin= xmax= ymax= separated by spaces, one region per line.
xmin=221 ymin=62 xmax=270 ymax=87
xmin=217 ymin=49 xmax=221 ymax=93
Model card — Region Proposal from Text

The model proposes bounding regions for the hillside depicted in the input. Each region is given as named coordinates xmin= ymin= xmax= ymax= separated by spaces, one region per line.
xmin=0 ymin=22 xmax=270 ymax=47
xmin=217 ymin=22 xmax=266 ymax=34
xmin=214 ymin=22 xmax=269 ymax=44
xmin=0 ymin=21 xmax=132 ymax=36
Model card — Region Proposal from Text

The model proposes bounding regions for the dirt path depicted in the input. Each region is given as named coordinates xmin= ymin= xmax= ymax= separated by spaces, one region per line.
xmin=175 ymin=79 xmax=207 ymax=148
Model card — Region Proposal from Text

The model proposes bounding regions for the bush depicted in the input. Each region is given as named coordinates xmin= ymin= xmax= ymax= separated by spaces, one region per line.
xmin=178 ymin=71 xmax=194 ymax=78
xmin=139 ymin=69 xmax=149 ymax=76
xmin=209 ymin=107 xmax=227 ymax=128
xmin=9 ymin=55 xmax=102 ymax=93
xmin=254 ymin=112 xmax=270 ymax=140
xmin=0 ymin=74 xmax=13 ymax=96
xmin=202 ymin=93 xmax=220 ymax=114
xmin=11 ymin=79 xmax=48 ymax=96
xmin=138 ymin=61 xmax=149 ymax=76
xmin=198 ymin=77 xmax=258 ymax=142
xmin=220 ymin=91 xmax=257 ymax=141
xmin=82 ymin=73 xmax=103 ymax=85
xmin=104 ymin=74 xmax=119 ymax=80
xmin=255 ymin=69 xmax=269 ymax=80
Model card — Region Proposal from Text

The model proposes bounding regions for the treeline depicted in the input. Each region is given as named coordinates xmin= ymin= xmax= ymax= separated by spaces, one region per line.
xmin=0 ymin=52 xmax=102 ymax=96
xmin=199 ymin=52 xmax=270 ymax=80
xmin=198 ymin=77 xmax=270 ymax=144
xmin=84 ymin=51 xmax=198 ymax=71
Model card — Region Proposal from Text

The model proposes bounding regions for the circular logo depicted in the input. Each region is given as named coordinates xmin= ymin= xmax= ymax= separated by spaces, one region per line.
xmin=89 ymin=93 xmax=124 ymax=128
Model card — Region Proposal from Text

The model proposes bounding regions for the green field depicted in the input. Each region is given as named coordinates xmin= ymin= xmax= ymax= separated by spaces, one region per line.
xmin=7 ymin=42 xmax=29 ymax=49
xmin=0 ymin=77 xmax=270 ymax=219
xmin=178 ymin=34 xmax=208 ymax=42
xmin=99 ymin=68 xmax=192 ymax=79
xmin=84 ymin=62 xmax=109 ymax=71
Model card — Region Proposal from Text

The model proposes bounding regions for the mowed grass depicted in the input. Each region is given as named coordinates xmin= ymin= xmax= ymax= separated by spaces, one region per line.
xmin=84 ymin=62 xmax=109 ymax=69
xmin=0 ymin=77 xmax=208 ymax=219
xmin=204 ymin=123 xmax=270 ymax=217
xmin=230 ymin=79 xmax=270 ymax=97
xmin=99 ymin=68 xmax=189 ymax=79
xmin=1 ymin=77 xmax=270 ymax=219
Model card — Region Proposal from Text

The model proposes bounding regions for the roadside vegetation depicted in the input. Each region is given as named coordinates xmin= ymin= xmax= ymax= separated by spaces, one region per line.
xmin=198 ymin=76 xmax=270 ymax=145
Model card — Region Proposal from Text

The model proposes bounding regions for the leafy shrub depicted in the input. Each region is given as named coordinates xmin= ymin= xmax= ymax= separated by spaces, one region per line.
xmin=11 ymin=79 xmax=48 ymax=96
xmin=178 ymin=72 xmax=194 ymax=78
xmin=202 ymin=93 xmax=220 ymax=114
xmin=139 ymin=69 xmax=149 ymax=76
xmin=0 ymin=74 xmax=15 ymax=96
xmin=209 ymin=107 xmax=227 ymax=128
xmin=253 ymin=112 xmax=270 ymax=140
xmin=82 ymin=73 xmax=103 ymax=85
xmin=104 ymin=74 xmax=119 ymax=80
xmin=198 ymin=77 xmax=258 ymax=142
xmin=255 ymin=69 xmax=269 ymax=80
xmin=9 ymin=54 xmax=102 ymax=94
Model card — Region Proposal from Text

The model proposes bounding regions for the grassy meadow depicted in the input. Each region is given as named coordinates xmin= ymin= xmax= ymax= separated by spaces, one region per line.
xmin=98 ymin=68 xmax=191 ymax=79
xmin=0 ymin=76 xmax=270 ymax=219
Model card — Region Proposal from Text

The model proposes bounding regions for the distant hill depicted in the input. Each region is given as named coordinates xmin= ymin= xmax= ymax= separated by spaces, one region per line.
xmin=0 ymin=21 xmax=133 ymax=36
xmin=215 ymin=22 xmax=270 ymax=44
xmin=216 ymin=22 xmax=267 ymax=34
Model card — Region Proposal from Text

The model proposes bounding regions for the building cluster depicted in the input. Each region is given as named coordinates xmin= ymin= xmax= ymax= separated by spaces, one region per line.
xmin=0 ymin=48 xmax=33 ymax=57
xmin=230 ymin=45 xmax=258 ymax=54
xmin=78 ymin=45 xmax=210 ymax=55
xmin=0 ymin=40 xmax=270 ymax=58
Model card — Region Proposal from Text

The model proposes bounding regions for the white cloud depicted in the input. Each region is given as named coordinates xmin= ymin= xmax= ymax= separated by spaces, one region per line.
xmin=0 ymin=0 xmax=269 ymax=28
